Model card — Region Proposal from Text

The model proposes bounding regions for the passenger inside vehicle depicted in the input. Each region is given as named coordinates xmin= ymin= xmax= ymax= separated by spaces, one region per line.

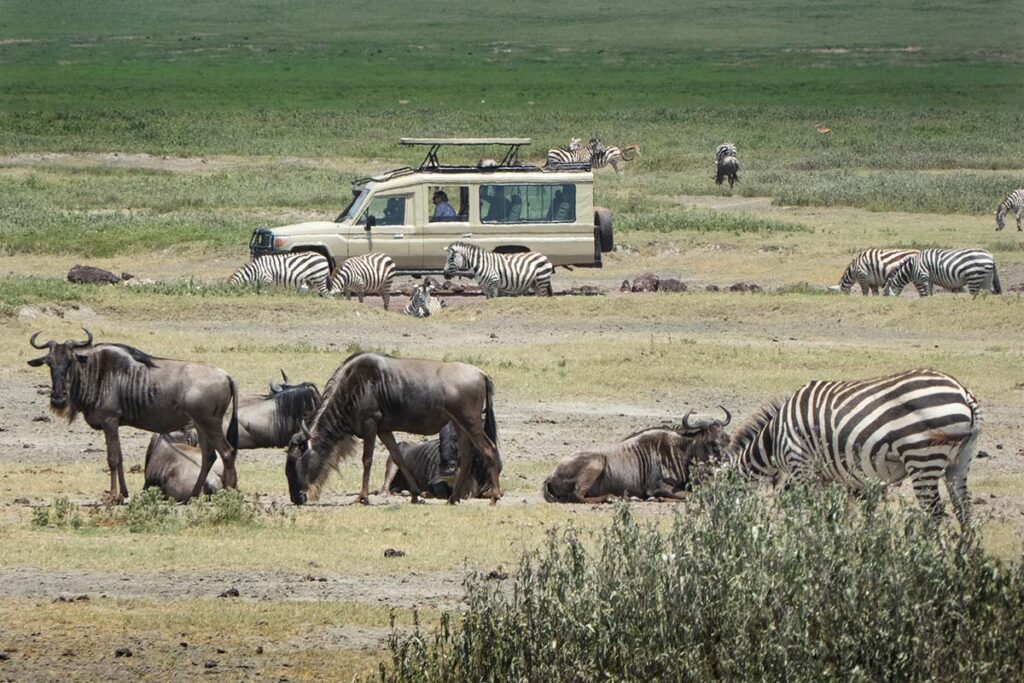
xmin=382 ymin=198 xmax=405 ymax=225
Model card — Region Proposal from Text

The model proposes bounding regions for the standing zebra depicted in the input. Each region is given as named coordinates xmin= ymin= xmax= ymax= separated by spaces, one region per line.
xmin=838 ymin=248 xmax=919 ymax=295
xmin=404 ymin=278 xmax=448 ymax=318
xmin=230 ymin=252 xmax=331 ymax=296
xmin=592 ymin=144 xmax=640 ymax=174
xmin=730 ymin=369 xmax=982 ymax=529
xmin=443 ymin=242 xmax=554 ymax=298
xmin=546 ymin=137 xmax=605 ymax=168
xmin=330 ymin=252 xmax=397 ymax=310
xmin=884 ymin=248 xmax=1001 ymax=297
xmin=995 ymin=188 xmax=1024 ymax=232
xmin=715 ymin=143 xmax=740 ymax=189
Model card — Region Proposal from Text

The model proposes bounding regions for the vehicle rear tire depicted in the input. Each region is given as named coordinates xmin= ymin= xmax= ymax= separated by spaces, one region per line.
xmin=293 ymin=247 xmax=335 ymax=273
xmin=594 ymin=207 xmax=613 ymax=253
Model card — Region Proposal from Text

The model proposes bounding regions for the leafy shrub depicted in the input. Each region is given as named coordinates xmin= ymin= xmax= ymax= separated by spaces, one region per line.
xmin=125 ymin=487 xmax=177 ymax=533
xmin=183 ymin=489 xmax=258 ymax=528
xmin=31 ymin=496 xmax=84 ymax=529
xmin=375 ymin=476 xmax=1024 ymax=682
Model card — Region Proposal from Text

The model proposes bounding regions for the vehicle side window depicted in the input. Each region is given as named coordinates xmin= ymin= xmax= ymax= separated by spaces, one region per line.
xmin=364 ymin=196 xmax=407 ymax=226
xmin=480 ymin=184 xmax=576 ymax=224
xmin=429 ymin=185 xmax=469 ymax=222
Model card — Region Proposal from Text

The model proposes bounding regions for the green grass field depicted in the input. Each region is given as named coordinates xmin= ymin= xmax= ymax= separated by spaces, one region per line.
xmin=2 ymin=2 xmax=1024 ymax=679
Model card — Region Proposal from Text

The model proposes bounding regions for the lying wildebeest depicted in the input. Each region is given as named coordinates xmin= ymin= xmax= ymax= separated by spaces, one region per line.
xmin=382 ymin=422 xmax=501 ymax=500
xmin=232 ymin=372 xmax=321 ymax=449
xmin=286 ymin=352 xmax=501 ymax=505
xmin=144 ymin=431 xmax=225 ymax=502
xmin=542 ymin=408 xmax=731 ymax=503
xmin=27 ymin=329 xmax=238 ymax=502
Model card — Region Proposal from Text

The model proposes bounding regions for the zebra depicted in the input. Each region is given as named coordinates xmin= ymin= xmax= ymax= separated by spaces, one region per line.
xmin=230 ymin=252 xmax=331 ymax=296
xmin=329 ymin=252 xmax=397 ymax=310
xmin=995 ymin=188 xmax=1024 ymax=232
xmin=884 ymin=249 xmax=1001 ymax=297
xmin=404 ymin=277 xmax=448 ymax=317
xmin=838 ymin=248 xmax=919 ymax=295
xmin=730 ymin=369 xmax=982 ymax=529
xmin=545 ymin=137 xmax=605 ymax=168
xmin=592 ymin=144 xmax=640 ymax=174
xmin=715 ymin=142 xmax=740 ymax=189
xmin=443 ymin=241 xmax=554 ymax=298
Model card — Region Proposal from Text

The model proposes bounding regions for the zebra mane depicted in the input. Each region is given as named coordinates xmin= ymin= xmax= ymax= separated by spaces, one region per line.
xmin=448 ymin=240 xmax=482 ymax=255
xmin=729 ymin=400 xmax=782 ymax=453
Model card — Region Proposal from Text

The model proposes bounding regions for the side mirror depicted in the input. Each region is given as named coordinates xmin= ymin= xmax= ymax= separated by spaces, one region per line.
xmin=364 ymin=215 xmax=376 ymax=231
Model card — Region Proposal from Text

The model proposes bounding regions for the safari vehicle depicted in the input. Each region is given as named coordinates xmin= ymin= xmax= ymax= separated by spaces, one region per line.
xmin=248 ymin=138 xmax=613 ymax=275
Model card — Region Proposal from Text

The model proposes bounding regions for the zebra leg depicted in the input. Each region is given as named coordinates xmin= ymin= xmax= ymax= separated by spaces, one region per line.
xmin=357 ymin=292 xmax=365 ymax=304
xmin=382 ymin=292 xmax=390 ymax=311
xmin=906 ymin=465 xmax=946 ymax=522
xmin=378 ymin=431 xmax=423 ymax=504
xmin=1016 ymin=208 xmax=1022 ymax=231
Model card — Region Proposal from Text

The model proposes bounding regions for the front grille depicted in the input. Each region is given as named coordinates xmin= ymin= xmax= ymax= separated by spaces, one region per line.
xmin=249 ymin=229 xmax=276 ymax=259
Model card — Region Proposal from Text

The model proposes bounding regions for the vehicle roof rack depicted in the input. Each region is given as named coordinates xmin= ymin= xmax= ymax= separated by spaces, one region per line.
xmin=399 ymin=137 xmax=532 ymax=170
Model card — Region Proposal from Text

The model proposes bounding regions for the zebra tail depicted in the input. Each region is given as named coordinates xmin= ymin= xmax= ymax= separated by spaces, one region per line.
xmin=992 ymin=264 xmax=1002 ymax=294
xmin=227 ymin=377 xmax=239 ymax=452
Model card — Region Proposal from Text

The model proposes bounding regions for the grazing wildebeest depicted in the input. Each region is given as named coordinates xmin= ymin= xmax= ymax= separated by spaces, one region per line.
xmin=144 ymin=431 xmax=225 ymax=502
xmin=27 ymin=329 xmax=239 ymax=502
xmin=285 ymin=352 xmax=501 ymax=505
xmin=542 ymin=409 xmax=732 ymax=503
xmin=381 ymin=422 xmax=501 ymax=500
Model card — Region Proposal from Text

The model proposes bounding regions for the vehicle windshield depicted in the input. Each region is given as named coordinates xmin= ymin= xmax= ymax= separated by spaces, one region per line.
xmin=336 ymin=188 xmax=370 ymax=222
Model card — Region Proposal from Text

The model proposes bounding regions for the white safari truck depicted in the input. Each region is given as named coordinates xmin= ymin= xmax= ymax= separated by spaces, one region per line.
xmin=248 ymin=138 xmax=613 ymax=275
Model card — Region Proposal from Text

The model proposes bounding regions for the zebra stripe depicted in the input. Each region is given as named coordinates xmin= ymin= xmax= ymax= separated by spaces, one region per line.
xmin=884 ymin=249 xmax=1000 ymax=297
xmin=330 ymin=253 xmax=396 ymax=310
xmin=230 ymin=252 xmax=330 ymax=296
xmin=592 ymin=144 xmax=640 ymax=174
xmin=731 ymin=369 xmax=982 ymax=528
xmin=995 ymin=188 xmax=1024 ymax=231
xmin=443 ymin=241 xmax=554 ymax=298
xmin=838 ymin=248 xmax=919 ymax=295
xmin=404 ymin=279 xmax=447 ymax=318
xmin=546 ymin=137 xmax=605 ymax=168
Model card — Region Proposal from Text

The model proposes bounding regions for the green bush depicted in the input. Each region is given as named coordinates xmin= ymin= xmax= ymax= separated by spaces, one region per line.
xmin=125 ymin=487 xmax=177 ymax=533
xmin=183 ymin=489 xmax=258 ymax=528
xmin=376 ymin=477 xmax=1024 ymax=682
xmin=31 ymin=496 xmax=84 ymax=529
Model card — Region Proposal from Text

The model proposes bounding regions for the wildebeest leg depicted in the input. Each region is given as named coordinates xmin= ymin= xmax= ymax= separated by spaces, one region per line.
xmin=378 ymin=431 xmax=422 ymax=504
xmin=459 ymin=427 xmax=502 ymax=505
xmin=357 ymin=422 xmax=377 ymax=504
xmin=571 ymin=459 xmax=612 ymax=504
xmin=101 ymin=421 xmax=129 ymax=503
xmin=195 ymin=423 xmax=237 ymax=490
xmin=448 ymin=429 xmax=474 ymax=503
xmin=651 ymin=483 xmax=689 ymax=501
xmin=188 ymin=440 xmax=220 ymax=501
xmin=379 ymin=456 xmax=399 ymax=495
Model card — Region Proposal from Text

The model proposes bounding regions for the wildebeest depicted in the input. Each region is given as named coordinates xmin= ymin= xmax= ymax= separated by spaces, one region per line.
xmin=382 ymin=422 xmax=501 ymax=500
xmin=543 ymin=409 xmax=732 ymax=503
xmin=27 ymin=329 xmax=239 ymax=502
xmin=233 ymin=372 xmax=321 ymax=449
xmin=144 ymin=431 xmax=225 ymax=502
xmin=286 ymin=352 xmax=501 ymax=505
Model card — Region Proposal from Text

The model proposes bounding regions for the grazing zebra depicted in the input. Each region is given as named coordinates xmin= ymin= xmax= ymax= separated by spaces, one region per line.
xmin=884 ymin=248 xmax=1001 ymax=297
xmin=715 ymin=142 xmax=740 ymax=189
xmin=546 ymin=137 xmax=605 ymax=168
xmin=404 ymin=278 xmax=448 ymax=317
xmin=730 ymin=369 xmax=982 ymax=528
xmin=230 ymin=252 xmax=331 ymax=296
xmin=330 ymin=253 xmax=396 ymax=310
xmin=995 ymin=188 xmax=1024 ymax=232
xmin=443 ymin=241 xmax=554 ymax=298
xmin=592 ymin=144 xmax=640 ymax=174
xmin=838 ymin=248 xmax=919 ymax=295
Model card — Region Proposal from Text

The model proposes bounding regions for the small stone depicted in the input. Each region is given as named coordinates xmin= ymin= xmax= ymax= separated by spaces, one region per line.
xmin=204 ymin=660 xmax=217 ymax=669
xmin=383 ymin=548 xmax=406 ymax=558
xmin=218 ymin=587 xmax=240 ymax=598
xmin=115 ymin=648 xmax=133 ymax=658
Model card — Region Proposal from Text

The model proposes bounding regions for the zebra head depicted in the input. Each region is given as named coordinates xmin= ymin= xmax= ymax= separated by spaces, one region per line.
xmin=838 ymin=260 xmax=860 ymax=294
xmin=588 ymin=137 xmax=606 ymax=156
xmin=443 ymin=243 xmax=472 ymax=279
xmin=995 ymin=208 xmax=1006 ymax=231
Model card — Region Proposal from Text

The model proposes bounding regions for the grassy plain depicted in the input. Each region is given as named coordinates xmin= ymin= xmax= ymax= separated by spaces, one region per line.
xmin=2 ymin=0 xmax=1024 ymax=680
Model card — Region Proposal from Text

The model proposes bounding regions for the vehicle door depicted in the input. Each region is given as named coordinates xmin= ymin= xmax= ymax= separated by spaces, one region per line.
xmin=349 ymin=193 xmax=417 ymax=269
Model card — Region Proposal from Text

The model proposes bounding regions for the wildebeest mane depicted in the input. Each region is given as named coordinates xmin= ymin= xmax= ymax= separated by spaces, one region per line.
xmin=64 ymin=344 xmax=158 ymax=424
xmin=105 ymin=343 xmax=159 ymax=367
xmin=266 ymin=383 xmax=321 ymax=444
xmin=730 ymin=400 xmax=783 ymax=453
xmin=303 ymin=360 xmax=369 ymax=496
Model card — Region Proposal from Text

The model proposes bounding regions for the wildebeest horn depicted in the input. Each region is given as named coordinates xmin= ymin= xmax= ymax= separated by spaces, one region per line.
xmin=29 ymin=331 xmax=53 ymax=349
xmin=719 ymin=405 xmax=732 ymax=426
xmin=300 ymin=419 xmax=311 ymax=439
xmin=280 ymin=369 xmax=291 ymax=384
xmin=270 ymin=379 xmax=283 ymax=393
xmin=682 ymin=409 xmax=695 ymax=429
xmin=70 ymin=328 xmax=93 ymax=348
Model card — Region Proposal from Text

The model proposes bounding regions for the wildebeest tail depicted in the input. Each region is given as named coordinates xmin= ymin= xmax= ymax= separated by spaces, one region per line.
xmin=484 ymin=375 xmax=498 ymax=448
xmin=992 ymin=263 xmax=1002 ymax=294
xmin=227 ymin=377 xmax=239 ymax=451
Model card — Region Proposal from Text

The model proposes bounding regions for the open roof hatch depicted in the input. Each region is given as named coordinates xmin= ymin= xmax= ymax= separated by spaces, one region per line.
xmin=399 ymin=138 xmax=534 ymax=170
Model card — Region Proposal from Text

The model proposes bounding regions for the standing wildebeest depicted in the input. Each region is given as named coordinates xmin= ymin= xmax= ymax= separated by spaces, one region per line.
xmin=382 ymin=422 xmax=501 ymax=500
xmin=286 ymin=352 xmax=501 ymax=505
xmin=27 ymin=329 xmax=239 ymax=502
xmin=542 ymin=409 xmax=732 ymax=503
xmin=715 ymin=143 xmax=740 ymax=189
xmin=144 ymin=431 xmax=225 ymax=502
